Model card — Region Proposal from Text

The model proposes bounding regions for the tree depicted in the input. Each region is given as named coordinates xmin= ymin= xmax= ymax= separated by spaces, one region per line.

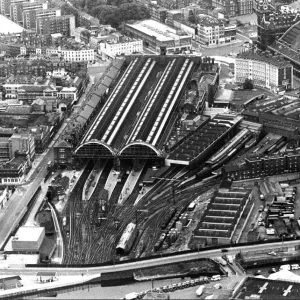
xmin=188 ymin=13 xmax=197 ymax=24
xmin=243 ymin=78 xmax=254 ymax=90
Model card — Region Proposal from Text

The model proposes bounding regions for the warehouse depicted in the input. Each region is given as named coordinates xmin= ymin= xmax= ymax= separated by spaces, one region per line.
xmin=123 ymin=19 xmax=192 ymax=54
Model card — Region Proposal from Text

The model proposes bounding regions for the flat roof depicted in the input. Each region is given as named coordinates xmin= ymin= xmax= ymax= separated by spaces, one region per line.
xmin=13 ymin=226 xmax=44 ymax=242
xmin=233 ymin=277 xmax=300 ymax=299
xmin=0 ymin=15 xmax=24 ymax=34
xmin=237 ymin=51 xmax=291 ymax=68
xmin=126 ymin=19 xmax=191 ymax=42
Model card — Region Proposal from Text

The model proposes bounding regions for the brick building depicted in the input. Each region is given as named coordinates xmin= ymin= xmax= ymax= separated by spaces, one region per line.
xmin=53 ymin=140 xmax=73 ymax=166
xmin=255 ymin=0 xmax=300 ymax=51
xmin=223 ymin=151 xmax=300 ymax=181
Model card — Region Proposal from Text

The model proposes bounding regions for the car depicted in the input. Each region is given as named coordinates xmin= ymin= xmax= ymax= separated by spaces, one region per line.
xmin=221 ymin=248 xmax=228 ymax=253
xmin=177 ymin=283 xmax=183 ymax=289
xmin=254 ymin=270 xmax=261 ymax=276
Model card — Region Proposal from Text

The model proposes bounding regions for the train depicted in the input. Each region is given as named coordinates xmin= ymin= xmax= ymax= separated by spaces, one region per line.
xmin=155 ymin=205 xmax=187 ymax=251
xmin=96 ymin=189 xmax=108 ymax=225
xmin=160 ymin=207 xmax=177 ymax=229
xmin=206 ymin=129 xmax=252 ymax=167
xmin=245 ymin=136 xmax=257 ymax=149
xmin=116 ymin=222 xmax=137 ymax=255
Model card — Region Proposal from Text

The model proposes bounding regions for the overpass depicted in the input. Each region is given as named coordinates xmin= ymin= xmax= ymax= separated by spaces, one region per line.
xmin=3 ymin=239 xmax=300 ymax=276
xmin=75 ymin=55 xmax=201 ymax=160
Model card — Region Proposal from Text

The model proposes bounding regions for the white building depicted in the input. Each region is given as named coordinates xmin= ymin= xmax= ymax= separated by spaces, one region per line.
xmin=98 ymin=38 xmax=143 ymax=60
xmin=60 ymin=49 xmax=95 ymax=62
xmin=197 ymin=16 xmax=236 ymax=46
xmin=3 ymin=83 xmax=22 ymax=98
xmin=235 ymin=51 xmax=293 ymax=93
xmin=124 ymin=19 xmax=192 ymax=54
xmin=57 ymin=87 xmax=77 ymax=102
xmin=12 ymin=226 xmax=45 ymax=251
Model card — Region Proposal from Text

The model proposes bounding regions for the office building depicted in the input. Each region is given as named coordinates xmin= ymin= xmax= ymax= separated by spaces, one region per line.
xmin=235 ymin=51 xmax=293 ymax=93
xmin=99 ymin=37 xmax=143 ymax=60
xmin=22 ymin=0 xmax=48 ymax=29
xmin=36 ymin=14 xmax=75 ymax=36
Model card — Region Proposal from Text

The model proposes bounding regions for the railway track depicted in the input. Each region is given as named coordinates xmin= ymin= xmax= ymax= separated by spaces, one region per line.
xmin=62 ymin=162 xmax=221 ymax=264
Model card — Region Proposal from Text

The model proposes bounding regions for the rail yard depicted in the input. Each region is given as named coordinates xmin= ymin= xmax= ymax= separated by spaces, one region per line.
xmin=61 ymin=158 xmax=222 ymax=264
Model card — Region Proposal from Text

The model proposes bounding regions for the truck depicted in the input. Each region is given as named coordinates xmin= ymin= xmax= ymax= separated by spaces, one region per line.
xmin=196 ymin=285 xmax=205 ymax=297
xmin=279 ymin=264 xmax=291 ymax=271
xmin=211 ymin=275 xmax=221 ymax=281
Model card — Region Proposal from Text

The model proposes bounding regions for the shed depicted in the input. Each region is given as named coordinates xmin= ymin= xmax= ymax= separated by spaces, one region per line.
xmin=0 ymin=276 xmax=22 ymax=290
xmin=36 ymin=271 xmax=57 ymax=283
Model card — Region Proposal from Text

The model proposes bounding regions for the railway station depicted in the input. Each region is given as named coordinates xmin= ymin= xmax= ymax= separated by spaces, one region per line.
xmin=75 ymin=55 xmax=214 ymax=166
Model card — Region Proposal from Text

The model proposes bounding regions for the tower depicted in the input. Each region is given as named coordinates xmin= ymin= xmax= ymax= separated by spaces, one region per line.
xmin=255 ymin=0 xmax=300 ymax=50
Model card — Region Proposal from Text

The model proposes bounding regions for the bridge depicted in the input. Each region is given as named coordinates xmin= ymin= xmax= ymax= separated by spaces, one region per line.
xmin=2 ymin=239 xmax=300 ymax=276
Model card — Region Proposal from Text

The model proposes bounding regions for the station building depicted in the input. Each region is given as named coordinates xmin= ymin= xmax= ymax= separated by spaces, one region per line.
xmin=74 ymin=55 xmax=221 ymax=168
xmin=165 ymin=114 xmax=243 ymax=166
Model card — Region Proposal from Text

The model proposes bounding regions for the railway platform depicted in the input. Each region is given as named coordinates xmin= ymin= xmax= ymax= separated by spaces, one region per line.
xmin=118 ymin=161 xmax=146 ymax=205
xmin=104 ymin=169 xmax=119 ymax=200
xmin=82 ymin=160 xmax=107 ymax=201
xmin=25 ymin=184 xmax=48 ymax=226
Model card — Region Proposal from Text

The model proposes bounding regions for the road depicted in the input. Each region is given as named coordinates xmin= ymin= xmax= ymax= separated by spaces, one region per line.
xmin=0 ymin=153 xmax=51 ymax=250
xmin=197 ymin=34 xmax=250 ymax=57
xmin=0 ymin=79 xmax=98 ymax=250
xmin=1 ymin=239 xmax=299 ymax=276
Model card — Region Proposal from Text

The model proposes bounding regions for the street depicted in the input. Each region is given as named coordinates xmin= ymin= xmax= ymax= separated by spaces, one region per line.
xmin=195 ymin=34 xmax=250 ymax=57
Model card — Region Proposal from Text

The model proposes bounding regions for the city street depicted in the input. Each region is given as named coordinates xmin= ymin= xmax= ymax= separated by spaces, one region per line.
xmin=196 ymin=35 xmax=250 ymax=57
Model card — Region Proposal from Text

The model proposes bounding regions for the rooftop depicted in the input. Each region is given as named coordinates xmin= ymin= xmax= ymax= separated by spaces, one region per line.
xmin=167 ymin=114 xmax=242 ymax=165
xmin=13 ymin=226 xmax=45 ymax=242
xmin=236 ymin=51 xmax=290 ymax=68
xmin=126 ymin=19 xmax=191 ymax=42
xmin=0 ymin=156 xmax=27 ymax=169
xmin=233 ymin=277 xmax=300 ymax=299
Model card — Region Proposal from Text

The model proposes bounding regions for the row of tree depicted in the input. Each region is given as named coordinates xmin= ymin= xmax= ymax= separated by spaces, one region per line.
xmin=66 ymin=0 xmax=150 ymax=29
